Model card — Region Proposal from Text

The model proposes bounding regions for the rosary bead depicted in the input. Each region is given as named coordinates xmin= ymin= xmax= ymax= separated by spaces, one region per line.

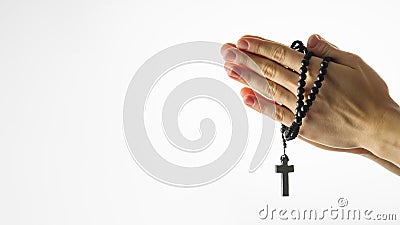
xmin=295 ymin=107 xmax=301 ymax=114
xmin=304 ymin=52 xmax=313 ymax=60
xmin=313 ymin=80 xmax=322 ymax=88
xmin=317 ymin=74 xmax=325 ymax=81
xmin=291 ymin=123 xmax=300 ymax=139
xmin=284 ymin=123 xmax=299 ymax=141
xmin=320 ymin=60 xmax=328 ymax=68
xmin=300 ymin=67 xmax=307 ymax=74
xmin=297 ymin=87 xmax=305 ymax=95
xmin=319 ymin=67 xmax=327 ymax=75
xmin=297 ymin=110 xmax=306 ymax=118
xmin=301 ymin=105 xmax=309 ymax=113
xmin=301 ymin=59 xmax=309 ymax=66
xmin=296 ymin=101 xmax=304 ymax=108
xmin=298 ymin=80 xmax=306 ymax=87
xmin=307 ymin=94 xmax=316 ymax=101
xmin=305 ymin=99 xmax=313 ymax=107
xmin=299 ymin=73 xmax=306 ymax=80
xmin=280 ymin=124 xmax=288 ymax=133
xmin=297 ymin=94 xmax=304 ymax=101
xmin=295 ymin=116 xmax=302 ymax=124
xmin=311 ymin=86 xmax=319 ymax=94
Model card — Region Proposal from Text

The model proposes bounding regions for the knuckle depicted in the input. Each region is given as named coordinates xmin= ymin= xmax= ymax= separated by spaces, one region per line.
xmin=320 ymin=44 xmax=331 ymax=56
xmin=274 ymin=107 xmax=284 ymax=122
xmin=350 ymin=53 xmax=362 ymax=62
xmin=261 ymin=62 xmax=276 ymax=79
xmin=265 ymin=81 xmax=277 ymax=98
xmin=346 ymin=52 xmax=364 ymax=67
xmin=272 ymin=46 xmax=286 ymax=63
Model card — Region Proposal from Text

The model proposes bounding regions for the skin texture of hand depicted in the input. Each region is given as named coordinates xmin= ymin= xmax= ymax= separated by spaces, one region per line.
xmin=221 ymin=34 xmax=400 ymax=175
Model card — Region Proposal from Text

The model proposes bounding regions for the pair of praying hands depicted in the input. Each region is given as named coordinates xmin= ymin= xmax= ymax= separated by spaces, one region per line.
xmin=221 ymin=34 xmax=400 ymax=175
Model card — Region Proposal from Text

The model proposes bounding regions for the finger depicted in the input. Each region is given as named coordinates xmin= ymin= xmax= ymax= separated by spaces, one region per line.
xmin=240 ymin=87 xmax=294 ymax=126
xmin=220 ymin=43 xmax=236 ymax=53
xmin=225 ymin=62 xmax=297 ymax=112
xmin=236 ymin=36 xmax=322 ymax=74
xmin=222 ymin=47 xmax=299 ymax=94
xmin=223 ymin=62 xmax=248 ymax=84
xmin=241 ymin=34 xmax=264 ymax=40
xmin=238 ymin=51 xmax=300 ymax=94
xmin=307 ymin=34 xmax=360 ymax=69
xmin=241 ymin=35 xmax=278 ymax=43
xmin=242 ymin=35 xmax=283 ymax=45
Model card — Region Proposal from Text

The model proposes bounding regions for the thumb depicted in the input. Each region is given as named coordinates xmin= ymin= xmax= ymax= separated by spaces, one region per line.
xmin=307 ymin=34 xmax=358 ymax=67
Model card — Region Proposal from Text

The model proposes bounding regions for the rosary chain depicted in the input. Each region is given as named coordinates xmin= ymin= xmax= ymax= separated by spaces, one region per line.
xmin=282 ymin=41 xmax=333 ymax=141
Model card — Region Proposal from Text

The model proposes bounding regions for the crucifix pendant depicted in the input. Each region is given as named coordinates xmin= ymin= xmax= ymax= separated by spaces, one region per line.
xmin=275 ymin=154 xmax=294 ymax=196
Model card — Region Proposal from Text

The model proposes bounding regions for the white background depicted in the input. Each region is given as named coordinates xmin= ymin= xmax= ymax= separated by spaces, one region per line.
xmin=1 ymin=0 xmax=400 ymax=224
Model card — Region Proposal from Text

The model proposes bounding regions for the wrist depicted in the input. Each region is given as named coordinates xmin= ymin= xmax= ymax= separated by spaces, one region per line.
xmin=362 ymin=103 xmax=400 ymax=167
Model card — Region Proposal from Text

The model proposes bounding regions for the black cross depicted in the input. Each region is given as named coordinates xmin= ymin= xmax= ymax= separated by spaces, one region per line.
xmin=275 ymin=154 xmax=294 ymax=196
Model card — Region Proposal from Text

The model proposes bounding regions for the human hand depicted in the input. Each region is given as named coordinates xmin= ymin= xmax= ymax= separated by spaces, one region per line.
xmin=221 ymin=34 xmax=400 ymax=172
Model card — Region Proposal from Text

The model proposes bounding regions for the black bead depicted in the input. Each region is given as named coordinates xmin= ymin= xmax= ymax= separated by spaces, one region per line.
xmin=319 ymin=67 xmax=327 ymax=75
xmin=307 ymin=94 xmax=316 ymax=101
xmin=301 ymin=105 xmax=309 ymax=113
xmin=298 ymin=80 xmax=306 ymax=87
xmin=296 ymin=101 xmax=304 ymax=108
xmin=324 ymin=56 xmax=333 ymax=62
xmin=295 ymin=116 xmax=302 ymax=124
xmin=295 ymin=107 xmax=301 ymax=114
xmin=299 ymin=73 xmax=306 ymax=80
xmin=317 ymin=74 xmax=325 ymax=81
xmin=297 ymin=94 xmax=304 ymax=101
xmin=297 ymin=110 xmax=306 ymax=118
xmin=313 ymin=81 xmax=322 ymax=88
xmin=305 ymin=99 xmax=313 ymax=106
xmin=300 ymin=66 xmax=307 ymax=74
xmin=280 ymin=125 xmax=288 ymax=133
xmin=297 ymin=87 xmax=305 ymax=95
xmin=291 ymin=123 xmax=300 ymax=138
xmin=311 ymin=87 xmax=319 ymax=94
xmin=291 ymin=121 xmax=299 ymax=128
xmin=301 ymin=59 xmax=309 ymax=66
xmin=290 ymin=121 xmax=299 ymax=131
xmin=304 ymin=52 xmax=313 ymax=60
xmin=320 ymin=61 xmax=328 ymax=68
xmin=284 ymin=130 xmax=291 ymax=140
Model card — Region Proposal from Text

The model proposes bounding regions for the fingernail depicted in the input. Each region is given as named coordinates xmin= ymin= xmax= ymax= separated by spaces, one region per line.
xmin=244 ymin=95 xmax=255 ymax=106
xmin=237 ymin=40 xmax=249 ymax=50
xmin=224 ymin=50 xmax=236 ymax=61
xmin=224 ymin=65 xmax=230 ymax=73
xmin=308 ymin=34 xmax=321 ymax=48
xmin=229 ymin=70 xmax=240 ymax=79
xmin=240 ymin=89 xmax=246 ymax=97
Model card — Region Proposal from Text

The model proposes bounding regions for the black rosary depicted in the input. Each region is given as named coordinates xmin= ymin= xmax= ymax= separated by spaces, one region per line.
xmin=275 ymin=40 xmax=333 ymax=196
